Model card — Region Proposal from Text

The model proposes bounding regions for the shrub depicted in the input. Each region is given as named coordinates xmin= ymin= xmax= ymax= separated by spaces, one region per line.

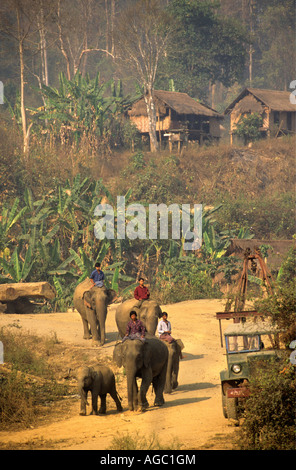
xmin=236 ymin=356 xmax=296 ymax=450
xmin=0 ymin=328 xmax=69 ymax=429
xmin=233 ymin=113 xmax=263 ymax=144
xmin=151 ymin=257 xmax=222 ymax=304
xmin=108 ymin=431 xmax=181 ymax=450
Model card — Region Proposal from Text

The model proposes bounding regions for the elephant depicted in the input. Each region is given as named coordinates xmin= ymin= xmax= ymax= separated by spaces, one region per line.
xmin=77 ymin=365 xmax=122 ymax=415
xmin=113 ymin=334 xmax=168 ymax=412
xmin=73 ymin=278 xmax=117 ymax=346
xmin=163 ymin=339 xmax=184 ymax=394
xmin=115 ymin=298 xmax=162 ymax=338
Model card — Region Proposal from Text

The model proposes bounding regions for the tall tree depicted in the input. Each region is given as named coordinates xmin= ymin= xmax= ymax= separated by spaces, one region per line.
xmin=159 ymin=0 xmax=247 ymax=100
xmin=0 ymin=0 xmax=39 ymax=156
xmin=55 ymin=0 xmax=115 ymax=80
xmin=114 ymin=0 xmax=174 ymax=152
xmin=258 ymin=0 xmax=295 ymax=90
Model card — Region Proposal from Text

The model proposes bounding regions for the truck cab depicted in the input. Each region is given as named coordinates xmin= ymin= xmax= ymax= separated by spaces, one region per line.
xmin=220 ymin=321 xmax=279 ymax=424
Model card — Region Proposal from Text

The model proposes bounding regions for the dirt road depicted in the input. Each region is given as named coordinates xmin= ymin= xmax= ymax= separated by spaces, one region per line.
xmin=0 ymin=299 xmax=236 ymax=450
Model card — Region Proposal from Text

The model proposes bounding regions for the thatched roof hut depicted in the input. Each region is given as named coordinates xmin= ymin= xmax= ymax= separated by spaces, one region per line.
xmin=128 ymin=90 xmax=223 ymax=147
xmin=224 ymin=88 xmax=296 ymax=144
xmin=130 ymin=90 xmax=221 ymax=118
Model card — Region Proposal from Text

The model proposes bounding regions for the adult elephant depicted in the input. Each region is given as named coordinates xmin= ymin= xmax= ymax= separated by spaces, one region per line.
xmin=163 ymin=339 xmax=184 ymax=394
xmin=115 ymin=299 xmax=162 ymax=338
xmin=73 ymin=279 xmax=117 ymax=346
xmin=113 ymin=335 xmax=168 ymax=411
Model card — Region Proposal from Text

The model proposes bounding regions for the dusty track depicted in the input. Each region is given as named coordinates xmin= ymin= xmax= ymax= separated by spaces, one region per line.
xmin=0 ymin=299 xmax=236 ymax=450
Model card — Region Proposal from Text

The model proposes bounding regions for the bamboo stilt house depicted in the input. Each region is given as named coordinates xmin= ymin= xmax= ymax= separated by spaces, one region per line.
xmin=128 ymin=90 xmax=223 ymax=148
xmin=224 ymin=88 xmax=296 ymax=144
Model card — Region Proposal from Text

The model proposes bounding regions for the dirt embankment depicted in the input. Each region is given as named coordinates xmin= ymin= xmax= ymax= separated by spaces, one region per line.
xmin=0 ymin=299 xmax=237 ymax=450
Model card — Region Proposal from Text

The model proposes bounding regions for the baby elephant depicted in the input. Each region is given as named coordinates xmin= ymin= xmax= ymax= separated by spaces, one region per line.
xmin=77 ymin=365 xmax=122 ymax=416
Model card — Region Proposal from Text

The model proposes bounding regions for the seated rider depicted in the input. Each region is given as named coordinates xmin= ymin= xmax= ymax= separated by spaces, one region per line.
xmin=90 ymin=262 xmax=104 ymax=288
xmin=122 ymin=311 xmax=146 ymax=342
xmin=133 ymin=277 xmax=150 ymax=309
xmin=158 ymin=312 xmax=184 ymax=358
xmin=157 ymin=312 xmax=175 ymax=344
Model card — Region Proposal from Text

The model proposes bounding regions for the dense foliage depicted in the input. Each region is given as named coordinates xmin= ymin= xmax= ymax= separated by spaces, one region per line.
xmin=237 ymin=356 xmax=296 ymax=450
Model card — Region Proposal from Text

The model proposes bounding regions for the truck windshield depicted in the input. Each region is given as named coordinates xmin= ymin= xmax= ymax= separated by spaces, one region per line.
xmin=226 ymin=335 xmax=260 ymax=353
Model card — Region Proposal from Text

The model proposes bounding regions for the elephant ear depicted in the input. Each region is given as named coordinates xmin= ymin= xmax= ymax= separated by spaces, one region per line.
xmin=143 ymin=342 xmax=152 ymax=369
xmin=83 ymin=290 xmax=92 ymax=304
xmin=157 ymin=307 xmax=163 ymax=319
xmin=176 ymin=339 xmax=184 ymax=351
xmin=89 ymin=367 xmax=97 ymax=380
xmin=113 ymin=343 xmax=123 ymax=368
xmin=106 ymin=289 xmax=117 ymax=305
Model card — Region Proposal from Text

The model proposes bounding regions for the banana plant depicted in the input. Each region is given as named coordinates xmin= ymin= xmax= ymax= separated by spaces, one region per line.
xmin=0 ymin=246 xmax=35 ymax=282
xmin=203 ymin=225 xmax=227 ymax=261
xmin=0 ymin=198 xmax=28 ymax=249
xmin=30 ymin=72 xmax=133 ymax=146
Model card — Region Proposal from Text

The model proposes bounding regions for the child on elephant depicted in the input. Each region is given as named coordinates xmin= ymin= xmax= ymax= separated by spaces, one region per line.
xmin=158 ymin=312 xmax=184 ymax=358
xmin=133 ymin=277 xmax=150 ymax=310
xmin=157 ymin=312 xmax=175 ymax=343
xmin=122 ymin=311 xmax=146 ymax=342
xmin=90 ymin=262 xmax=105 ymax=288
xmin=84 ymin=263 xmax=105 ymax=308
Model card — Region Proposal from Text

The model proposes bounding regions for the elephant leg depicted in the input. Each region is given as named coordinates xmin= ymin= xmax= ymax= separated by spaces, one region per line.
xmin=153 ymin=372 xmax=166 ymax=407
xmin=75 ymin=300 xmax=91 ymax=339
xmin=79 ymin=389 xmax=89 ymax=415
xmin=81 ymin=316 xmax=91 ymax=340
xmin=98 ymin=394 xmax=107 ymax=414
xmin=90 ymin=391 xmax=99 ymax=415
xmin=86 ymin=308 xmax=100 ymax=343
xmin=133 ymin=379 xmax=139 ymax=410
xmin=110 ymin=389 xmax=123 ymax=412
xmin=139 ymin=370 xmax=152 ymax=411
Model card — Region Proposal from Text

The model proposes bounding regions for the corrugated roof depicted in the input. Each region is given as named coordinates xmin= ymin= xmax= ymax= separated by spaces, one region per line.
xmin=129 ymin=90 xmax=222 ymax=118
xmin=224 ymin=321 xmax=280 ymax=336
xmin=224 ymin=88 xmax=296 ymax=114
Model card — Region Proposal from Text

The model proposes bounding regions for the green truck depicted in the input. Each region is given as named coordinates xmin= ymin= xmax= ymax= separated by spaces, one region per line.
xmin=220 ymin=321 xmax=280 ymax=424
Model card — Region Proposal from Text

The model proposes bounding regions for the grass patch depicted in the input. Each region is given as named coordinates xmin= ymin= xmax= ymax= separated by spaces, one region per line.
xmin=0 ymin=327 xmax=71 ymax=429
xmin=107 ymin=431 xmax=182 ymax=451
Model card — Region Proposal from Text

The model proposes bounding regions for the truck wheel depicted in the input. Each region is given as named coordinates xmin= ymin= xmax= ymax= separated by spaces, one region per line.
xmin=222 ymin=392 xmax=227 ymax=418
xmin=226 ymin=396 xmax=239 ymax=422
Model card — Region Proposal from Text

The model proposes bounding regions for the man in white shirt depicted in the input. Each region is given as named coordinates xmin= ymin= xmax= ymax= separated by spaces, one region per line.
xmin=157 ymin=312 xmax=174 ymax=343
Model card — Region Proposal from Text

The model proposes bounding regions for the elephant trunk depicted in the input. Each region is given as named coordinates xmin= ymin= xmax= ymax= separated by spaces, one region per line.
xmin=165 ymin=355 xmax=173 ymax=394
xmin=126 ymin=369 xmax=138 ymax=411
xmin=78 ymin=383 xmax=89 ymax=415
xmin=95 ymin=300 xmax=108 ymax=346
xmin=165 ymin=349 xmax=179 ymax=394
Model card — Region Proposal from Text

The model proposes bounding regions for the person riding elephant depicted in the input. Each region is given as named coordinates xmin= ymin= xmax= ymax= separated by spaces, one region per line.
xmin=77 ymin=365 xmax=122 ymax=416
xmin=115 ymin=298 xmax=162 ymax=339
xmin=113 ymin=334 xmax=168 ymax=412
xmin=122 ymin=311 xmax=146 ymax=342
xmin=133 ymin=277 xmax=150 ymax=310
xmin=73 ymin=278 xmax=117 ymax=346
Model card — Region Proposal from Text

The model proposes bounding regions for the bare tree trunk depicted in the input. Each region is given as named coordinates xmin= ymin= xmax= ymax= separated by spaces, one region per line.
xmin=110 ymin=0 xmax=115 ymax=57
xmin=57 ymin=0 xmax=71 ymax=79
xmin=38 ymin=1 xmax=49 ymax=86
xmin=144 ymin=86 xmax=159 ymax=153
xmin=105 ymin=0 xmax=110 ymax=57
xmin=16 ymin=7 xmax=29 ymax=156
